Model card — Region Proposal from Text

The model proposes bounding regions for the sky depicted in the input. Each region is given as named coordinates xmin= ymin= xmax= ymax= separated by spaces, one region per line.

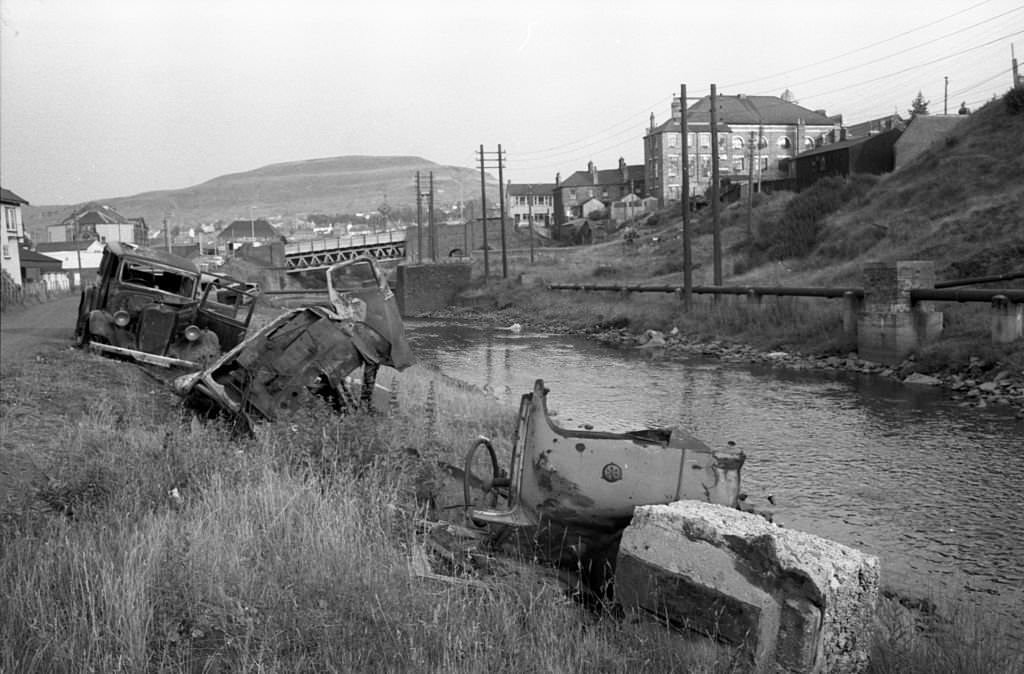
xmin=2 ymin=0 xmax=1022 ymax=205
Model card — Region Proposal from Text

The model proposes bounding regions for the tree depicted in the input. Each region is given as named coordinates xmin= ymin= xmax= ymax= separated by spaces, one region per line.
xmin=908 ymin=91 xmax=930 ymax=117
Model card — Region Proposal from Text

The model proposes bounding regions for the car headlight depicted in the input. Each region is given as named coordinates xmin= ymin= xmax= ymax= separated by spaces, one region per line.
xmin=113 ymin=310 xmax=131 ymax=327
xmin=184 ymin=325 xmax=202 ymax=342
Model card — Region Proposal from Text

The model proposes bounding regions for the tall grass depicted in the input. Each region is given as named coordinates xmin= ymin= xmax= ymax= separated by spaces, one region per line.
xmin=3 ymin=346 xmax=1022 ymax=672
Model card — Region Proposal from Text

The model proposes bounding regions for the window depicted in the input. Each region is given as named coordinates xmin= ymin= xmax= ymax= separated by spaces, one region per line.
xmin=760 ymin=157 xmax=769 ymax=171
xmin=734 ymin=158 xmax=745 ymax=172
xmin=698 ymin=133 xmax=711 ymax=151
xmin=3 ymin=207 xmax=17 ymax=232
xmin=688 ymin=133 xmax=696 ymax=148
xmin=668 ymin=133 xmax=678 ymax=147
xmin=732 ymin=136 xmax=745 ymax=151
xmin=758 ymin=136 xmax=768 ymax=149
xmin=777 ymin=136 xmax=792 ymax=150
xmin=804 ymin=137 xmax=816 ymax=151
xmin=2 ymin=244 xmax=9 ymax=259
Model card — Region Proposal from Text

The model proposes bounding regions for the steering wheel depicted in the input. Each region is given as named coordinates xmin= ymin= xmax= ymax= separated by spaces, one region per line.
xmin=463 ymin=438 xmax=505 ymax=510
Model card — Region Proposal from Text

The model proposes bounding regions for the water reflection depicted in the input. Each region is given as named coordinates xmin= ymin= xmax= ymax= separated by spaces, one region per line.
xmin=406 ymin=320 xmax=1024 ymax=616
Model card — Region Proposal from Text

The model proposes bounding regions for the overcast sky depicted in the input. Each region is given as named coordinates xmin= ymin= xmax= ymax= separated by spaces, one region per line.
xmin=2 ymin=0 xmax=1021 ymax=205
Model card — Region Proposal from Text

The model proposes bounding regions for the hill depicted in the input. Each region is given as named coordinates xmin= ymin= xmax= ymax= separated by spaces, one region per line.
xmin=22 ymin=155 xmax=494 ymax=240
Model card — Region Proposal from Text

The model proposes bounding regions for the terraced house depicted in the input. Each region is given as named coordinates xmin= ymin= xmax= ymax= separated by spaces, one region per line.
xmin=644 ymin=94 xmax=839 ymax=205
xmin=552 ymin=158 xmax=645 ymax=225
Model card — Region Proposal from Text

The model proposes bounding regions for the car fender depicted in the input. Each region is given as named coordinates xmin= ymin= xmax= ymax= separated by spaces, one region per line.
xmin=87 ymin=310 xmax=115 ymax=342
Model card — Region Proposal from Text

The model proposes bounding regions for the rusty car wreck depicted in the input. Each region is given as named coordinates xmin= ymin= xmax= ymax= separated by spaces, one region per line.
xmin=425 ymin=379 xmax=747 ymax=594
xmin=75 ymin=242 xmax=258 ymax=368
xmin=173 ymin=256 xmax=414 ymax=427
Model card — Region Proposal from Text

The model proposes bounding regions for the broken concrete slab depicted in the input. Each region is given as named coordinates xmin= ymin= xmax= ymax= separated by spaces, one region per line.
xmin=615 ymin=501 xmax=879 ymax=673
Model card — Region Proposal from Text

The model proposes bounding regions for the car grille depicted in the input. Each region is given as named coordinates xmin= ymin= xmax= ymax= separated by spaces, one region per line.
xmin=137 ymin=304 xmax=178 ymax=354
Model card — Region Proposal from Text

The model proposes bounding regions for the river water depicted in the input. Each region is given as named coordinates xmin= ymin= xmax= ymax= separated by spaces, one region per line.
xmin=406 ymin=320 xmax=1024 ymax=617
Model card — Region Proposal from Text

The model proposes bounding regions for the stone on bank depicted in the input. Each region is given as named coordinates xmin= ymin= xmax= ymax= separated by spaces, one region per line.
xmin=615 ymin=501 xmax=879 ymax=673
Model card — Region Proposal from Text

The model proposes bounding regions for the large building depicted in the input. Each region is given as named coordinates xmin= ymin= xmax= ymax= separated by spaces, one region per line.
xmin=505 ymin=183 xmax=556 ymax=229
xmin=644 ymin=94 xmax=839 ymax=205
xmin=553 ymin=158 xmax=644 ymax=225
xmin=47 ymin=203 xmax=147 ymax=245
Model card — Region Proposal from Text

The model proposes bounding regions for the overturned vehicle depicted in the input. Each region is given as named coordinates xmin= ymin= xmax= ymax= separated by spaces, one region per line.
xmin=427 ymin=379 xmax=747 ymax=593
xmin=75 ymin=243 xmax=258 ymax=368
xmin=173 ymin=256 xmax=414 ymax=427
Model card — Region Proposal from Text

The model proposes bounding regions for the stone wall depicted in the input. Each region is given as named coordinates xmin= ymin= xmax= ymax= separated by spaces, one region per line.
xmin=394 ymin=263 xmax=472 ymax=316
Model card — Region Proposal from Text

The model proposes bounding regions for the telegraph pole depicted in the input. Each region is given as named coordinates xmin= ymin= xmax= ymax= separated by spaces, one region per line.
xmin=527 ymin=185 xmax=535 ymax=264
xmin=944 ymin=76 xmax=949 ymax=114
xmin=497 ymin=144 xmax=508 ymax=278
xmin=709 ymin=83 xmax=722 ymax=286
xmin=476 ymin=145 xmax=507 ymax=279
xmin=415 ymin=172 xmax=423 ymax=263
xmin=680 ymin=83 xmax=692 ymax=311
xmin=428 ymin=171 xmax=437 ymax=262
xmin=478 ymin=145 xmax=489 ymax=278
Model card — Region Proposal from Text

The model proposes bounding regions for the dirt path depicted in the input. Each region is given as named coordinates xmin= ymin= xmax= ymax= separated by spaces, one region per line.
xmin=0 ymin=295 xmax=78 ymax=370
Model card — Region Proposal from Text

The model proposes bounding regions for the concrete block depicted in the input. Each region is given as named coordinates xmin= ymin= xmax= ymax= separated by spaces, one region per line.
xmin=616 ymin=501 xmax=879 ymax=673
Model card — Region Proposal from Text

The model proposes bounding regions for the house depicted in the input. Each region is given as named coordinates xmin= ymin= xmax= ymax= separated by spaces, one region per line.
xmin=19 ymin=246 xmax=67 ymax=291
xmin=47 ymin=203 xmax=147 ymax=245
xmin=505 ymin=183 xmax=556 ymax=229
xmin=35 ymin=239 xmax=105 ymax=287
xmin=217 ymin=218 xmax=278 ymax=247
xmin=794 ymin=128 xmax=902 ymax=191
xmin=644 ymin=94 xmax=838 ymax=206
xmin=610 ymin=192 xmax=654 ymax=225
xmin=844 ymin=114 xmax=905 ymax=140
xmin=553 ymin=158 xmax=645 ymax=225
xmin=893 ymin=115 xmax=964 ymax=171
xmin=1 ymin=188 xmax=29 ymax=286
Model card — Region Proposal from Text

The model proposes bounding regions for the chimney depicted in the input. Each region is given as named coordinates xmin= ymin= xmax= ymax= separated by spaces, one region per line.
xmin=588 ymin=161 xmax=597 ymax=184
xmin=555 ymin=172 xmax=561 ymax=186
xmin=650 ymin=112 xmax=655 ymax=131
xmin=814 ymin=109 xmax=827 ymax=117
xmin=670 ymin=96 xmax=682 ymax=121
xmin=619 ymin=157 xmax=627 ymax=182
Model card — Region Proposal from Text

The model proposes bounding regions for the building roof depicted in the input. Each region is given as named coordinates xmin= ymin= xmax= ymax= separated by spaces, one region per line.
xmin=507 ymin=183 xmax=556 ymax=196
xmin=1 ymin=188 xmax=29 ymax=205
xmin=60 ymin=202 xmax=131 ymax=226
xmin=845 ymin=114 xmax=905 ymax=138
xmin=218 ymin=218 xmax=277 ymax=240
xmin=18 ymin=247 xmax=63 ymax=270
xmin=795 ymin=130 xmax=901 ymax=159
xmin=650 ymin=95 xmax=836 ymax=136
xmin=37 ymin=240 xmax=99 ymax=252
xmin=558 ymin=166 xmax=644 ymax=188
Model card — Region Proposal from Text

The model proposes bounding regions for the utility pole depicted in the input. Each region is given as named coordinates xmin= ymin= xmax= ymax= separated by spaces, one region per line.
xmin=428 ymin=171 xmax=437 ymax=262
xmin=680 ymin=83 xmax=692 ymax=311
xmin=944 ymin=76 xmax=949 ymax=114
xmin=478 ymin=145 xmax=489 ymax=279
xmin=415 ymin=172 xmax=423 ymax=263
xmin=747 ymin=131 xmax=756 ymax=238
xmin=709 ymin=83 xmax=722 ymax=286
xmin=527 ymin=185 xmax=535 ymax=264
xmin=497 ymin=144 xmax=508 ymax=278
xmin=476 ymin=145 xmax=507 ymax=279
xmin=1013 ymin=44 xmax=1021 ymax=88
xmin=163 ymin=216 xmax=171 ymax=253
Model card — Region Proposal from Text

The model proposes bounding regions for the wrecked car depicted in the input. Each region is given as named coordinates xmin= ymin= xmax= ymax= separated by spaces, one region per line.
xmin=173 ymin=256 xmax=414 ymax=427
xmin=433 ymin=379 xmax=746 ymax=592
xmin=74 ymin=242 xmax=258 ymax=368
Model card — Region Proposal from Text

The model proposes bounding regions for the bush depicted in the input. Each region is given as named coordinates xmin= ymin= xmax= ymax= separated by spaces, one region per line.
xmin=758 ymin=175 xmax=877 ymax=260
xmin=1004 ymin=86 xmax=1024 ymax=115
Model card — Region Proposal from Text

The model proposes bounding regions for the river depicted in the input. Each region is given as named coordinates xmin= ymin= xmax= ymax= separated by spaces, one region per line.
xmin=405 ymin=319 xmax=1024 ymax=618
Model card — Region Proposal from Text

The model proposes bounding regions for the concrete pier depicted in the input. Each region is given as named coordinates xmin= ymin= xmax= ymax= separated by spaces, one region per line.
xmin=857 ymin=261 xmax=943 ymax=364
xmin=991 ymin=295 xmax=1024 ymax=344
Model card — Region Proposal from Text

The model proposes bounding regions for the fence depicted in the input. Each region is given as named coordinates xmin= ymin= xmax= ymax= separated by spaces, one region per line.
xmin=1 ymin=272 xmax=76 ymax=313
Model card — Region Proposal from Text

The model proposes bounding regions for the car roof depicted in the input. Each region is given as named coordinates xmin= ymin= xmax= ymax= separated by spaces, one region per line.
xmin=107 ymin=242 xmax=200 ymax=273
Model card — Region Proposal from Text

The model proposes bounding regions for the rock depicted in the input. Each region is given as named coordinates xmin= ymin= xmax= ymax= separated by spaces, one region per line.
xmin=616 ymin=501 xmax=878 ymax=673
xmin=903 ymin=373 xmax=941 ymax=386
xmin=978 ymin=381 xmax=998 ymax=393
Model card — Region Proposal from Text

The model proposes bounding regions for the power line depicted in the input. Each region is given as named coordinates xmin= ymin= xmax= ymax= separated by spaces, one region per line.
xmin=722 ymin=0 xmax=997 ymax=90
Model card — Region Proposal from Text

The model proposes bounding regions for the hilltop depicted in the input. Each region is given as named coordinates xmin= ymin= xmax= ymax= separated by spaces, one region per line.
xmin=22 ymin=155 xmax=491 ymax=240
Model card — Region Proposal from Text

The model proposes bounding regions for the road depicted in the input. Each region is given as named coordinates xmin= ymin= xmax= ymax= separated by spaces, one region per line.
xmin=0 ymin=295 xmax=78 ymax=369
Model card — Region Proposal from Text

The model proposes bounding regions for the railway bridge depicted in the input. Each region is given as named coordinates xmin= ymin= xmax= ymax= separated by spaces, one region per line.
xmin=283 ymin=230 xmax=406 ymax=272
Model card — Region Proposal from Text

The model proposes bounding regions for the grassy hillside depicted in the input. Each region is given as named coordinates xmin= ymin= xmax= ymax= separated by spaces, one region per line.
xmin=23 ymin=155 xmax=492 ymax=239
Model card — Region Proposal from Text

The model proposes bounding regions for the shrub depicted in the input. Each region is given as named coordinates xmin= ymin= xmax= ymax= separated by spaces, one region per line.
xmin=1004 ymin=86 xmax=1024 ymax=115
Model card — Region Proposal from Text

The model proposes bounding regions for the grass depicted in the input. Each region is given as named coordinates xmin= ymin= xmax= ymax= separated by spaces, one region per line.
xmin=3 ymin=343 xmax=1022 ymax=672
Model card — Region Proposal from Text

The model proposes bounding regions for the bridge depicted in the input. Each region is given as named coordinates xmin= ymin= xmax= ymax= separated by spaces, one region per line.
xmin=283 ymin=230 xmax=406 ymax=272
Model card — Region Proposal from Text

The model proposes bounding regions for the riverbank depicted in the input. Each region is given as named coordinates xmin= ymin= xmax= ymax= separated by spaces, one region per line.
xmin=422 ymin=295 xmax=1024 ymax=419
